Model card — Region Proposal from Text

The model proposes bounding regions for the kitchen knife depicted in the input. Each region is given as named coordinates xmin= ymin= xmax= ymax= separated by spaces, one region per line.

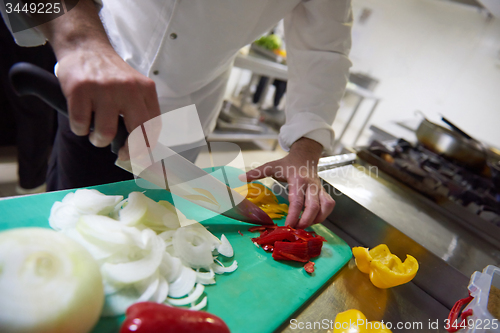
xmin=9 ymin=62 xmax=273 ymax=226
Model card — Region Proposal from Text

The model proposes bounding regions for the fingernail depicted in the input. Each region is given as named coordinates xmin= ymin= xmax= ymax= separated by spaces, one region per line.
xmin=238 ymin=174 xmax=246 ymax=181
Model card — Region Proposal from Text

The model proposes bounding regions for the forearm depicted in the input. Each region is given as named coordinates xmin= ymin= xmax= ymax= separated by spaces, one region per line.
xmin=38 ymin=0 xmax=113 ymax=59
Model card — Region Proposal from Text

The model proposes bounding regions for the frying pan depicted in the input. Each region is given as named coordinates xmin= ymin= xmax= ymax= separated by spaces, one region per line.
xmin=415 ymin=113 xmax=487 ymax=171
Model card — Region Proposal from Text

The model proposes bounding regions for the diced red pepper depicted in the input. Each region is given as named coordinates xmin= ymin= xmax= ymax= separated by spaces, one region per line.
xmin=292 ymin=228 xmax=315 ymax=241
xmin=304 ymin=261 xmax=315 ymax=273
xmin=238 ymin=230 xmax=243 ymax=236
xmin=248 ymin=224 xmax=326 ymax=266
xmin=254 ymin=227 xmax=296 ymax=246
xmin=273 ymin=250 xmax=309 ymax=262
xmin=307 ymin=238 xmax=324 ymax=258
xmin=248 ymin=226 xmax=267 ymax=232
xmin=272 ymin=241 xmax=310 ymax=262
xmin=262 ymin=244 xmax=274 ymax=252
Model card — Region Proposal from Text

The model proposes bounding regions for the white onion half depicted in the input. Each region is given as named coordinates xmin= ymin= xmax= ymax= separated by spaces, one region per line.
xmin=0 ymin=228 xmax=104 ymax=333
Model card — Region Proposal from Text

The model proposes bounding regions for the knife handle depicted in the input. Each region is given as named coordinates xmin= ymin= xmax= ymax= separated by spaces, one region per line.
xmin=9 ymin=62 xmax=128 ymax=155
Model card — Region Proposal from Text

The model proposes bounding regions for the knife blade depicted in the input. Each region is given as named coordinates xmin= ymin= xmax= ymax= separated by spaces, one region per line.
xmin=9 ymin=62 xmax=273 ymax=226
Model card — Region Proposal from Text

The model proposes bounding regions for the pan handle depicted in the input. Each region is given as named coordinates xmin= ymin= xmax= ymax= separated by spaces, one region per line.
xmin=9 ymin=62 xmax=128 ymax=155
xmin=440 ymin=116 xmax=473 ymax=140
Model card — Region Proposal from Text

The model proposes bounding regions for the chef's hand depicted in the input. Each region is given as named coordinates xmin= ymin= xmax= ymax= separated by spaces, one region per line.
xmin=240 ymin=137 xmax=335 ymax=229
xmin=56 ymin=49 xmax=161 ymax=160
xmin=39 ymin=0 xmax=161 ymax=160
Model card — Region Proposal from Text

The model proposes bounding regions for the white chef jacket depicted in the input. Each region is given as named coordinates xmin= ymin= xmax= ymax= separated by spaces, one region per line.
xmin=2 ymin=0 xmax=353 ymax=154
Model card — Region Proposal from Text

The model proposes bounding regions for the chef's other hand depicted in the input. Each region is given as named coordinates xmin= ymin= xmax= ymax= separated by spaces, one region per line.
xmin=240 ymin=137 xmax=335 ymax=229
xmin=39 ymin=0 xmax=161 ymax=160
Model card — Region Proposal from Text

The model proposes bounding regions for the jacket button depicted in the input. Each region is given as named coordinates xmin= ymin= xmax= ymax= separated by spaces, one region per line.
xmin=170 ymin=33 xmax=178 ymax=40
xmin=153 ymin=70 xmax=159 ymax=75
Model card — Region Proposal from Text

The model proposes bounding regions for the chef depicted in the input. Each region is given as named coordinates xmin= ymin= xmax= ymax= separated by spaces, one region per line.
xmin=1 ymin=0 xmax=352 ymax=229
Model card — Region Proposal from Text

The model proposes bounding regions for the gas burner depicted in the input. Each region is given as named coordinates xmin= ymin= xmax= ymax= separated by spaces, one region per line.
xmin=359 ymin=140 xmax=500 ymax=229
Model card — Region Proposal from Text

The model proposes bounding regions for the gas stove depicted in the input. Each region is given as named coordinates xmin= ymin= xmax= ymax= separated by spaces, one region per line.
xmin=357 ymin=139 xmax=500 ymax=247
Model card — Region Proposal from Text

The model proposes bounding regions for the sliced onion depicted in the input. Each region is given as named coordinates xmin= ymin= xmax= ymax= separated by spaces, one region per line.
xmin=212 ymin=259 xmax=238 ymax=274
xmin=49 ymin=201 xmax=84 ymax=230
xmin=62 ymin=227 xmax=118 ymax=262
xmin=159 ymin=252 xmax=183 ymax=283
xmin=77 ymin=215 xmax=132 ymax=246
xmin=151 ymin=275 xmax=169 ymax=303
xmin=71 ymin=189 xmax=123 ymax=215
xmin=101 ymin=229 xmax=165 ymax=284
xmin=101 ymin=287 xmax=138 ymax=317
xmin=190 ymin=296 xmax=208 ymax=311
xmin=120 ymin=193 xmax=181 ymax=231
xmin=196 ymin=269 xmax=216 ymax=285
xmin=167 ymin=283 xmax=204 ymax=305
xmin=118 ymin=192 xmax=148 ymax=227
xmin=173 ymin=224 xmax=221 ymax=269
xmin=135 ymin=270 xmax=160 ymax=303
xmin=0 ymin=228 xmax=104 ymax=332
xmin=216 ymin=234 xmax=234 ymax=257
xmin=47 ymin=189 xmax=239 ymax=317
xmin=168 ymin=266 xmax=197 ymax=298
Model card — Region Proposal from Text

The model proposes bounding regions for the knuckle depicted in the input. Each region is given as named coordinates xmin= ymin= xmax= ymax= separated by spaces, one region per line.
xmin=307 ymin=202 xmax=320 ymax=212
xmin=289 ymin=199 xmax=303 ymax=208
xmin=67 ymin=78 xmax=91 ymax=94
xmin=142 ymin=78 xmax=157 ymax=91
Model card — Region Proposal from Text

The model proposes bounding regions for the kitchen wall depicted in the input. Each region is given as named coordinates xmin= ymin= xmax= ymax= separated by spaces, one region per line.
xmin=349 ymin=0 xmax=500 ymax=146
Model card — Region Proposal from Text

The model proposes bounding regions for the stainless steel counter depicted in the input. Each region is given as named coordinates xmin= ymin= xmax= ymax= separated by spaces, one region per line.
xmin=275 ymin=159 xmax=500 ymax=332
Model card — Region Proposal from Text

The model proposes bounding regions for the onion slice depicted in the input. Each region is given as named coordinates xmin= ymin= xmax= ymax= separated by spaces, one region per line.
xmin=190 ymin=296 xmax=208 ymax=310
xmin=212 ymin=259 xmax=239 ymax=274
xmin=216 ymin=234 xmax=234 ymax=257
xmin=168 ymin=266 xmax=197 ymax=298
xmin=167 ymin=283 xmax=205 ymax=306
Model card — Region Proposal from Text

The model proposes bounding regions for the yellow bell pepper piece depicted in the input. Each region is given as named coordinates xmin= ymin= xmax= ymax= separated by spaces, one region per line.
xmin=352 ymin=244 xmax=419 ymax=289
xmin=333 ymin=309 xmax=392 ymax=333
xmin=234 ymin=183 xmax=288 ymax=219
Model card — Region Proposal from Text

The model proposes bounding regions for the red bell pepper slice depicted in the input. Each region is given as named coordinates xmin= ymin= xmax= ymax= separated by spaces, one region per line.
xmin=304 ymin=261 xmax=315 ymax=273
xmin=253 ymin=227 xmax=296 ymax=245
xmin=120 ymin=302 xmax=230 ymax=333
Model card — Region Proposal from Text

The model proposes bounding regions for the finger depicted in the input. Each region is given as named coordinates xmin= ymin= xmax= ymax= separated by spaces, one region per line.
xmin=284 ymin=178 xmax=306 ymax=228
xmin=239 ymin=162 xmax=277 ymax=182
xmin=122 ymin=99 xmax=151 ymax=135
xmin=67 ymin=93 xmax=92 ymax=136
xmin=296 ymin=183 xmax=321 ymax=229
xmin=88 ymin=98 xmax=120 ymax=147
xmin=143 ymin=79 xmax=161 ymax=119
xmin=118 ymin=141 xmax=130 ymax=161
xmin=312 ymin=188 xmax=336 ymax=225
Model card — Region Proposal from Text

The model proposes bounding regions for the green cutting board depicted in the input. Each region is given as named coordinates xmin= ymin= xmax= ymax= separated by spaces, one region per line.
xmin=0 ymin=167 xmax=351 ymax=333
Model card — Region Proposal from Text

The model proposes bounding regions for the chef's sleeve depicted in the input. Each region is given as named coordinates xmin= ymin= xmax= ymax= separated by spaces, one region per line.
xmin=280 ymin=0 xmax=353 ymax=154
xmin=0 ymin=0 xmax=103 ymax=46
